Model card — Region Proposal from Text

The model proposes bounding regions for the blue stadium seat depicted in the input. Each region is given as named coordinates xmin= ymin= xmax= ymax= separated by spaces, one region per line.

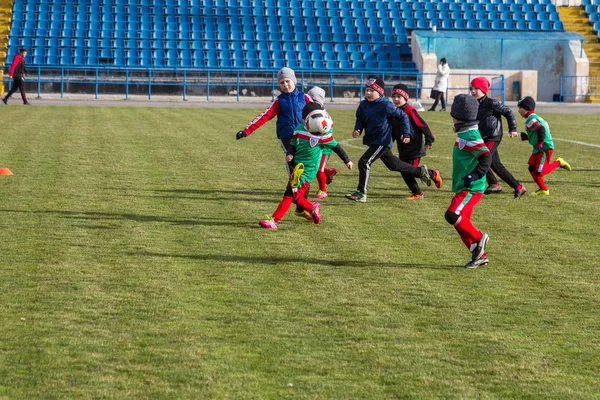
xmin=553 ymin=20 xmax=564 ymax=31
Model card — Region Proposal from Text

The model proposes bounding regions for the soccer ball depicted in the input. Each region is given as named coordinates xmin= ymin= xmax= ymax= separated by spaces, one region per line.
xmin=304 ymin=109 xmax=333 ymax=136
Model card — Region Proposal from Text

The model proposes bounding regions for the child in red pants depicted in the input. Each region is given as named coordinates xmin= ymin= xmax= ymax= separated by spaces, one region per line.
xmin=445 ymin=94 xmax=492 ymax=269
xmin=517 ymin=96 xmax=571 ymax=196
xmin=307 ymin=86 xmax=337 ymax=199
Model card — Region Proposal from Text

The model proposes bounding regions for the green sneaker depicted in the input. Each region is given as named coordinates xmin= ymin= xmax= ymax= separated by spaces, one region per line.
xmin=345 ymin=191 xmax=367 ymax=202
xmin=533 ymin=189 xmax=550 ymax=196
xmin=290 ymin=163 xmax=304 ymax=188
xmin=556 ymin=157 xmax=571 ymax=171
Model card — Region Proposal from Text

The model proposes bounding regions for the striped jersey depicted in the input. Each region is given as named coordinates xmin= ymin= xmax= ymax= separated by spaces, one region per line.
xmin=452 ymin=126 xmax=490 ymax=193
xmin=525 ymin=113 xmax=554 ymax=153
xmin=290 ymin=125 xmax=338 ymax=185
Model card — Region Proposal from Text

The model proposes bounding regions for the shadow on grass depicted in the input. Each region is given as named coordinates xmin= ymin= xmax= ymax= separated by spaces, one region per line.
xmin=130 ymin=251 xmax=458 ymax=270
xmin=0 ymin=209 xmax=249 ymax=227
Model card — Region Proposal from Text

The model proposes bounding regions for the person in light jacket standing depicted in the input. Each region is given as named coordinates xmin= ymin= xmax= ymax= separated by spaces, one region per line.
xmin=429 ymin=57 xmax=449 ymax=111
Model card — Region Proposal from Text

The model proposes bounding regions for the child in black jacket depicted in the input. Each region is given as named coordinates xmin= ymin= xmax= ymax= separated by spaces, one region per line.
xmin=391 ymin=84 xmax=439 ymax=200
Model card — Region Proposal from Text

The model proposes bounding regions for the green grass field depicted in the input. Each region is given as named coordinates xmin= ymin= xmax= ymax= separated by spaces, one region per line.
xmin=0 ymin=105 xmax=598 ymax=399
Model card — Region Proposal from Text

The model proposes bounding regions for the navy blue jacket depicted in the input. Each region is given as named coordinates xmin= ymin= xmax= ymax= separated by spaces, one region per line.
xmin=354 ymin=97 xmax=410 ymax=148
xmin=244 ymin=89 xmax=309 ymax=139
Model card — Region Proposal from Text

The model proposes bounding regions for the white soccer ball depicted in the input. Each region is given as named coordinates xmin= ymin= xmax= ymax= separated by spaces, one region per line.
xmin=304 ymin=109 xmax=333 ymax=136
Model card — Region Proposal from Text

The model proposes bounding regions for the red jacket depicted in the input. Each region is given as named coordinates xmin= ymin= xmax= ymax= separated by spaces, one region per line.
xmin=10 ymin=54 xmax=27 ymax=78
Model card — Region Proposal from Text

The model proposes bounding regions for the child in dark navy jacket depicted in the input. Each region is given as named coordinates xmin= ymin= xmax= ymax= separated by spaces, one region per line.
xmin=391 ymin=83 xmax=440 ymax=200
xmin=346 ymin=76 xmax=441 ymax=203
xmin=236 ymin=67 xmax=313 ymax=174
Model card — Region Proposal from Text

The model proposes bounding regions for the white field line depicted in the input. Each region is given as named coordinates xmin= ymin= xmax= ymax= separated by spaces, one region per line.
xmin=554 ymin=138 xmax=600 ymax=148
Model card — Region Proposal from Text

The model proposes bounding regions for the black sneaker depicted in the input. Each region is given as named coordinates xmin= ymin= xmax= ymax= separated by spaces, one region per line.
xmin=484 ymin=184 xmax=502 ymax=194
xmin=1 ymin=98 xmax=7 ymax=105
xmin=514 ymin=186 xmax=527 ymax=199
xmin=23 ymin=102 xmax=31 ymax=105
xmin=465 ymin=256 xmax=489 ymax=269
xmin=470 ymin=232 xmax=489 ymax=263
xmin=419 ymin=165 xmax=432 ymax=186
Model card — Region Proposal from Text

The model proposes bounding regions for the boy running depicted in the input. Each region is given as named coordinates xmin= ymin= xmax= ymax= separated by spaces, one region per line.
xmin=517 ymin=96 xmax=571 ymax=195
xmin=445 ymin=94 xmax=492 ymax=269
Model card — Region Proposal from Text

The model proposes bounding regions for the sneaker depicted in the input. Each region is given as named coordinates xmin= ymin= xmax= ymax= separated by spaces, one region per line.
xmin=294 ymin=209 xmax=313 ymax=221
xmin=465 ymin=256 xmax=489 ymax=269
xmin=406 ymin=193 xmax=424 ymax=200
xmin=470 ymin=232 xmax=489 ymax=263
xmin=325 ymin=168 xmax=337 ymax=185
xmin=484 ymin=184 xmax=502 ymax=194
xmin=311 ymin=202 xmax=321 ymax=224
xmin=259 ymin=218 xmax=278 ymax=229
xmin=2 ymin=98 xmax=7 ymax=105
xmin=23 ymin=102 xmax=31 ymax=105
xmin=533 ymin=189 xmax=550 ymax=196
xmin=315 ymin=190 xmax=328 ymax=199
xmin=419 ymin=165 xmax=432 ymax=186
xmin=513 ymin=185 xmax=527 ymax=199
xmin=431 ymin=169 xmax=443 ymax=189
xmin=439 ymin=108 xmax=446 ymax=112
xmin=556 ymin=157 xmax=571 ymax=171
xmin=290 ymin=163 xmax=304 ymax=189
xmin=345 ymin=191 xmax=367 ymax=202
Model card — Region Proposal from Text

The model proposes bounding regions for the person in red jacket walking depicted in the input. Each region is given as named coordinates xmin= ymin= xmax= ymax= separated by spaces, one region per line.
xmin=3 ymin=48 xmax=30 ymax=105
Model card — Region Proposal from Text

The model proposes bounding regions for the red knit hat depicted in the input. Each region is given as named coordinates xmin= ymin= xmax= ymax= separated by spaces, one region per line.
xmin=470 ymin=77 xmax=490 ymax=94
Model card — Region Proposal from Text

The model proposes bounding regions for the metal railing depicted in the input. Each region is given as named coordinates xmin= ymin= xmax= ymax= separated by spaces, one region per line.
xmin=560 ymin=75 xmax=600 ymax=101
xmin=1 ymin=66 xmax=505 ymax=103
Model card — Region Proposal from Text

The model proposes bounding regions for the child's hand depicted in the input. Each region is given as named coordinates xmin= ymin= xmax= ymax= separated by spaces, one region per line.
xmin=508 ymin=131 xmax=518 ymax=138
xmin=236 ymin=130 xmax=247 ymax=140
xmin=520 ymin=132 xmax=528 ymax=141
xmin=401 ymin=135 xmax=411 ymax=144
xmin=425 ymin=144 xmax=432 ymax=150
xmin=286 ymin=154 xmax=294 ymax=162
xmin=346 ymin=161 xmax=353 ymax=169
xmin=352 ymin=129 xmax=361 ymax=138
xmin=535 ymin=142 xmax=544 ymax=152
xmin=462 ymin=174 xmax=475 ymax=188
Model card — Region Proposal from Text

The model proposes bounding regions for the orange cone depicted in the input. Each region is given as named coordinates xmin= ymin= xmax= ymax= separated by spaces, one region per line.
xmin=0 ymin=168 xmax=13 ymax=175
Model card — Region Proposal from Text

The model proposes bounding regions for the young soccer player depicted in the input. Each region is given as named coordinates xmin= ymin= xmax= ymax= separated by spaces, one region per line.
xmin=346 ymin=76 xmax=441 ymax=203
xmin=307 ymin=86 xmax=337 ymax=199
xmin=517 ymin=96 xmax=571 ymax=195
xmin=445 ymin=94 xmax=492 ymax=269
xmin=391 ymin=83 xmax=438 ymax=200
xmin=470 ymin=77 xmax=526 ymax=199
xmin=235 ymin=67 xmax=313 ymax=174
xmin=259 ymin=108 xmax=353 ymax=229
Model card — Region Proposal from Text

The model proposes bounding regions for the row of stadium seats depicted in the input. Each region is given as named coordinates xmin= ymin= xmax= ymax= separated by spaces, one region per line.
xmin=17 ymin=0 xmax=557 ymax=9
xmin=16 ymin=47 xmax=414 ymax=70
xmin=13 ymin=3 xmax=558 ymax=20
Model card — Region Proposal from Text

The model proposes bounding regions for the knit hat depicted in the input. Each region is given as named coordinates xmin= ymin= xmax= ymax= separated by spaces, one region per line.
xmin=277 ymin=67 xmax=297 ymax=85
xmin=365 ymin=76 xmax=385 ymax=96
xmin=302 ymin=101 xmax=324 ymax=120
xmin=308 ymin=86 xmax=326 ymax=106
xmin=470 ymin=77 xmax=490 ymax=94
xmin=517 ymin=96 xmax=536 ymax=111
xmin=451 ymin=94 xmax=480 ymax=123
xmin=391 ymin=83 xmax=409 ymax=100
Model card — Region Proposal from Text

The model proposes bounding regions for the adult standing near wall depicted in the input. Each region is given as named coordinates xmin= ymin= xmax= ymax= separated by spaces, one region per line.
xmin=470 ymin=77 xmax=527 ymax=199
xmin=2 ymin=48 xmax=30 ymax=105
xmin=429 ymin=57 xmax=449 ymax=111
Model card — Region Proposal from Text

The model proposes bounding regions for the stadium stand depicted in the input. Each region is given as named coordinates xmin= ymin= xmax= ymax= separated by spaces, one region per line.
xmin=5 ymin=0 xmax=566 ymax=72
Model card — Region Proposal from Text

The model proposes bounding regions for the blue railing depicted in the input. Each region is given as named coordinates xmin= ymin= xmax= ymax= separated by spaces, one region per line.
xmin=560 ymin=75 xmax=600 ymax=101
xmin=2 ymin=66 xmax=505 ymax=103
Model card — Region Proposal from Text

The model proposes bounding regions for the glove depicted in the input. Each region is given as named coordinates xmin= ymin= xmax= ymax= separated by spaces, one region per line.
xmin=535 ymin=142 xmax=544 ymax=151
xmin=520 ymin=132 xmax=528 ymax=141
xmin=462 ymin=174 xmax=475 ymax=188
xmin=236 ymin=130 xmax=247 ymax=140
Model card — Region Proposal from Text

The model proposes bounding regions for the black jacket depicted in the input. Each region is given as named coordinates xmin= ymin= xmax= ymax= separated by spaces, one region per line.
xmin=476 ymin=96 xmax=517 ymax=142
xmin=392 ymin=104 xmax=435 ymax=160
